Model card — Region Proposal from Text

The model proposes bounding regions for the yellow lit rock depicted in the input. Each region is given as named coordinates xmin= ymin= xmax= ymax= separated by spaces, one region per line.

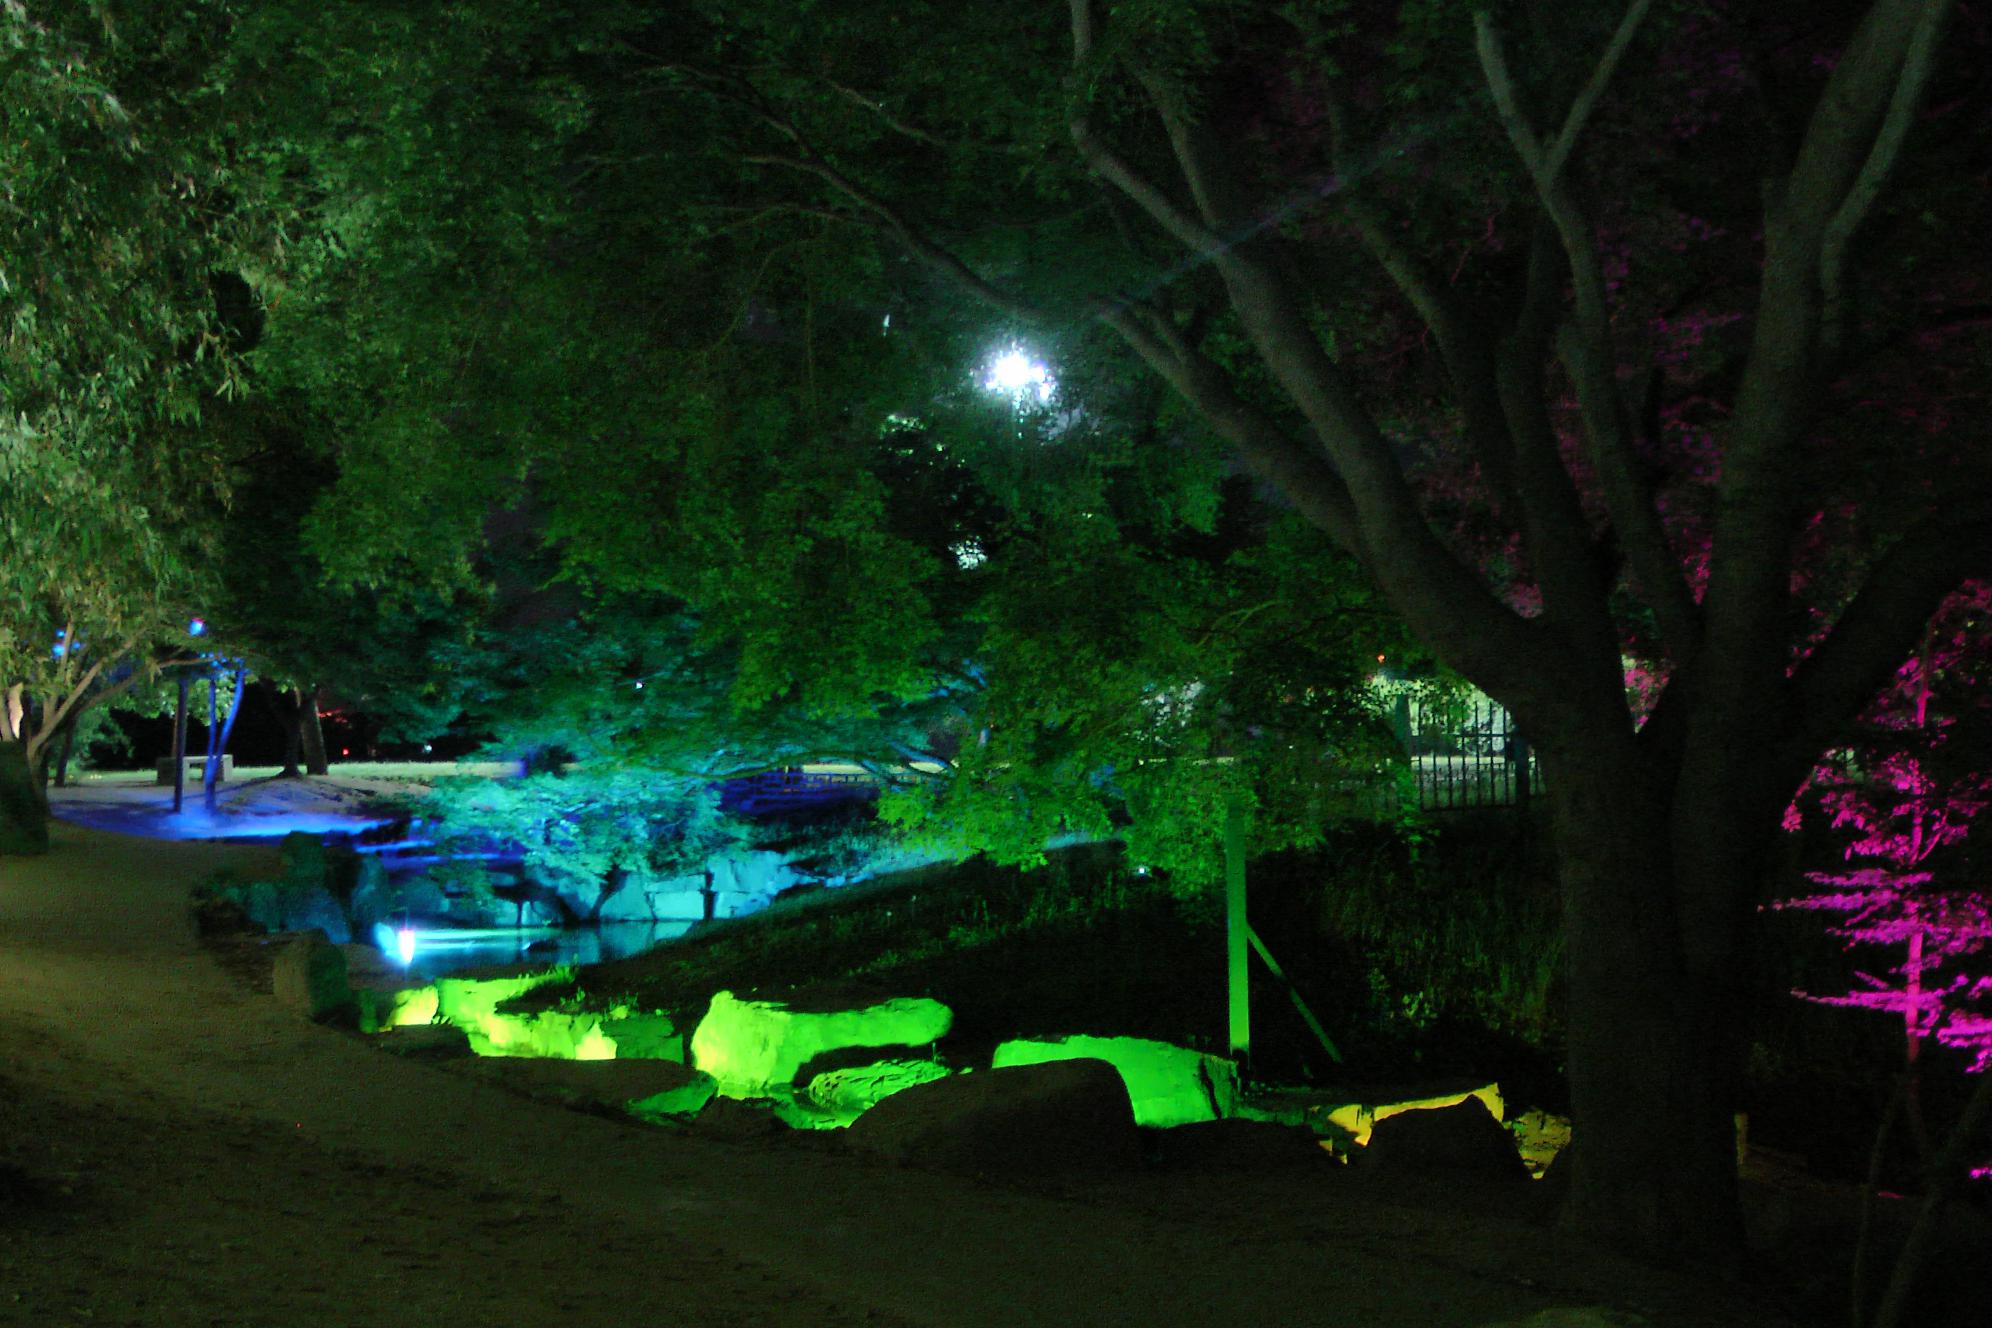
xmin=1322 ymin=1083 xmax=1505 ymax=1147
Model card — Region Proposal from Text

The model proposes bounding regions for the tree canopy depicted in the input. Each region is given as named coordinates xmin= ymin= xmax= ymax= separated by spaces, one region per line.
xmin=0 ymin=2 xmax=274 ymax=849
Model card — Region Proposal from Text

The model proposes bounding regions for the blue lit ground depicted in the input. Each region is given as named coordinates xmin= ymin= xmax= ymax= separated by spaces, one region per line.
xmin=44 ymin=764 xmax=503 ymax=840
xmin=47 ymin=763 xmax=685 ymax=980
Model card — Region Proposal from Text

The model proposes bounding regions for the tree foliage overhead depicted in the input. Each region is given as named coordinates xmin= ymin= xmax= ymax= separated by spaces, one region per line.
xmin=225 ymin=0 xmax=1409 ymax=870
xmin=0 ymin=2 xmax=269 ymax=775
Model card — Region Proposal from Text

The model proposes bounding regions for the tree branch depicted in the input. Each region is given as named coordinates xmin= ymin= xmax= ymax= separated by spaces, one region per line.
xmin=1477 ymin=6 xmax=1698 ymax=663
xmin=1495 ymin=342 xmax=1622 ymax=662
xmin=1496 ymin=221 xmax=1609 ymax=614
xmin=1321 ymin=93 xmax=1522 ymax=521
xmin=1540 ymin=0 xmax=1656 ymax=186
xmin=1068 ymin=3 xmax=1563 ymax=700
xmin=1782 ymin=517 xmax=1992 ymax=783
xmin=1555 ymin=323 xmax=1702 ymax=660
xmin=1698 ymin=0 xmax=1956 ymax=759
xmin=822 ymin=78 xmax=948 ymax=148
xmin=1819 ymin=0 xmax=1952 ymax=355
xmin=741 ymin=153 xmax=1046 ymax=324
xmin=1096 ymin=298 xmax=1366 ymax=556
xmin=1066 ymin=0 xmax=1230 ymax=258
xmin=31 ymin=657 xmax=109 ymax=758
xmin=1774 ymin=0 xmax=1951 ymax=242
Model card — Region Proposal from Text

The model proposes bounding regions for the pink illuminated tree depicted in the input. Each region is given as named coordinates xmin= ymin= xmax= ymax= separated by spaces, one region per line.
xmin=1777 ymin=584 xmax=1991 ymax=1327
xmin=1783 ymin=582 xmax=1992 ymax=1131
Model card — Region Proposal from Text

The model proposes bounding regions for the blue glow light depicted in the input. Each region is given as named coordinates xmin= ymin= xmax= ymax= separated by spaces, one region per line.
xmin=188 ymin=617 xmax=208 ymax=637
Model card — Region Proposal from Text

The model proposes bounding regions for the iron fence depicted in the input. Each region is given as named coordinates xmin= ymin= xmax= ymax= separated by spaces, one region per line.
xmin=1389 ymin=693 xmax=1540 ymax=813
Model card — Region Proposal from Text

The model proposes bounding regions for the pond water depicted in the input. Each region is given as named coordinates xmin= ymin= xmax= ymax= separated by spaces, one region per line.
xmin=369 ymin=919 xmax=695 ymax=980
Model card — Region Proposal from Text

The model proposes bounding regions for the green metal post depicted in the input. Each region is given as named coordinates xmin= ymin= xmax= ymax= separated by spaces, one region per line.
xmin=1224 ymin=793 xmax=1249 ymax=1067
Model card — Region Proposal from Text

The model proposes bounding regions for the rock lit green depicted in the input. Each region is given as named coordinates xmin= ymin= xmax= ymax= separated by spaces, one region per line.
xmin=690 ymin=990 xmax=953 ymax=1097
xmin=804 ymin=1059 xmax=954 ymax=1125
xmin=364 ymin=968 xmax=685 ymax=1063
xmin=625 ymin=1073 xmax=720 ymax=1123
xmin=992 ymin=1036 xmax=1239 ymax=1128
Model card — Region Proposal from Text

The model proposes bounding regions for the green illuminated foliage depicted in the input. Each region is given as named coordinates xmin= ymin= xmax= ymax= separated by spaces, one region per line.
xmin=414 ymin=767 xmax=746 ymax=924
xmin=0 ymin=5 xmax=273 ymax=836
xmin=223 ymin=0 xmax=1407 ymax=886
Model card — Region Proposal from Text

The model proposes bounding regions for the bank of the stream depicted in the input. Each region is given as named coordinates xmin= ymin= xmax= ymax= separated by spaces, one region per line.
xmin=9 ymin=820 xmax=1857 ymax=1328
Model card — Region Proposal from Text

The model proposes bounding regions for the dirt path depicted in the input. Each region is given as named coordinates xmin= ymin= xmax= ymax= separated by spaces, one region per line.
xmin=1 ymin=823 xmax=1797 ymax=1327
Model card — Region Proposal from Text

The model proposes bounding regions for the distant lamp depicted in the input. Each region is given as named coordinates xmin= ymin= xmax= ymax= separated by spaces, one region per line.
xmin=188 ymin=617 xmax=208 ymax=638
xmin=983 ymin=347 xmax=1054 ymax=403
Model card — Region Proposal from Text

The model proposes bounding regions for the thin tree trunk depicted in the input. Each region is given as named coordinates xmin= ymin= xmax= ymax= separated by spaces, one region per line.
xmin=171 ymin=673 xmax=189 ymax=815
xmin=300 ymin=689 xmax=330 ymax=776
xmin=1870 ymin=1068 xmax=1992 ymax=1328
xmin=1900 ymin=633 xmax=1938 ymax=1161
xmin=52 ymin=720 xmax=77 ymax=788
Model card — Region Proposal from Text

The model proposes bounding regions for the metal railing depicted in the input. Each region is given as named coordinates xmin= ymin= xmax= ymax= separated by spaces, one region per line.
xmin=1389 ymin=694 xmax=1540 ymax=813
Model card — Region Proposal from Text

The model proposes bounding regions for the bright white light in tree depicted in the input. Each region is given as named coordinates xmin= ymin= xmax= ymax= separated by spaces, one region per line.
xmin=983 ymin=347 xmax=1054 ymax=402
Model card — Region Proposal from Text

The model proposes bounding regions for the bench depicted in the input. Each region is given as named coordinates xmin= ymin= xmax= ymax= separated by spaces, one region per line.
xmin=155 ymin=755 xmax=235 ymax=785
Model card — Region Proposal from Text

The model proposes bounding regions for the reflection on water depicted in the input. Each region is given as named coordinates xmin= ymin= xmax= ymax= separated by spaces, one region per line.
xmin=372 ymin=919 xmax=694 ymax=979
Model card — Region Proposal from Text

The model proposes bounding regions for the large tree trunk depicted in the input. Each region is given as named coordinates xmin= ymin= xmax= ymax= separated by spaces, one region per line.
xmin=0 ymin=737 xmax=49 ymax=856
xmin=261 ymin=683 xmax=303 ymax=777
xmin=1544 ymin=740 xmax=1750 ymax=1266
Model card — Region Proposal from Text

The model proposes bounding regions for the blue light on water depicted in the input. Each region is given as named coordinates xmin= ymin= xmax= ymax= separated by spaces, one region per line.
xmin=367 ymin=920 xmax=694 ymax=979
